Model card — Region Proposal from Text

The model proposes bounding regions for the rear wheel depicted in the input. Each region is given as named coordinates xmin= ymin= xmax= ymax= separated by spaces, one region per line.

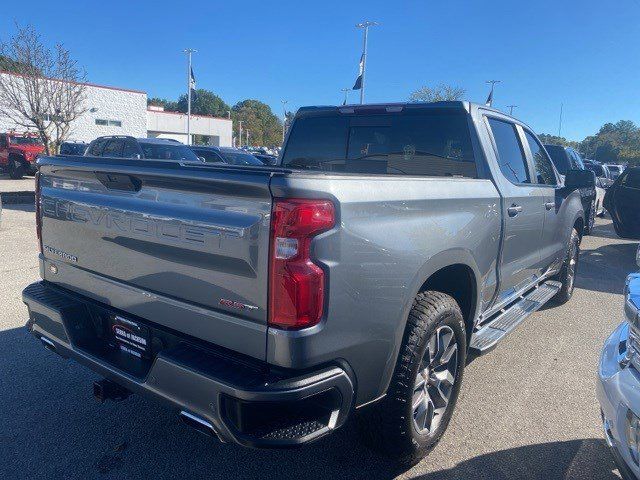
xmin=551 ymin=228 xmax=579 ymax=305
xmin=356 ymin=291 xmax=466 ymax=466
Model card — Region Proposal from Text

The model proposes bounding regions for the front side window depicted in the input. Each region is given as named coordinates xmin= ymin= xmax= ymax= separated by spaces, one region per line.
xmin=622 ymin=170 xmax=640 ymax=189
xmin=192 ymin=149 xmax=224 ymax=163
xmin=524 ymin=131 xmax=556 ymax=185
xmin=282 ymin=111 xmax=477 ymax=177
xmin=122 ymin=139 xmax=140 ymax=158
xmin=487 ymin=118 xmax=530 ymax=184
xmin=102 ymin=139 xmax=123 ymax=158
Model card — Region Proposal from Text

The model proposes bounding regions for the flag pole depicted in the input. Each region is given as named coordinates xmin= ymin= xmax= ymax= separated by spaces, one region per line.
xmin=356 ymin=21 xmax=377 ymax=104
xmin=184 ymin=48 xmax=196 ymax=145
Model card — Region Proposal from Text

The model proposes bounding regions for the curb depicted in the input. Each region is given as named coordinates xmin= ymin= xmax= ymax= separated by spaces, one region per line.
xmin=0 ymin=191 xmax=35 ymax=205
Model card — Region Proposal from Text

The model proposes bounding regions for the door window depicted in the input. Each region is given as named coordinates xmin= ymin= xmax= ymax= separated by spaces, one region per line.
xmin=487 ymin=118 xmax=531 ymax=184
xmin=622 ymin=170 xmax=640 ymax=189
xmin=524 ymin=131 xmax=557 ymax=185
xmin=102 ymin=139 xmax=123 ymax=158
xmin=122 ymin=139 xmax=140 ymax=158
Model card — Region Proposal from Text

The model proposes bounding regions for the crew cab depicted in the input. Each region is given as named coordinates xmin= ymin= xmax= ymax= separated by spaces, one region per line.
xmin=23 ymin=102 xmax=590 ymax=464
xmin=0 ymin=132 xmax=45 ymax=179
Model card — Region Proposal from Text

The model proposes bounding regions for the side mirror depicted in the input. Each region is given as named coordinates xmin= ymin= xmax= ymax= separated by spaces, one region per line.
xmin=565 ymin=169 xmax=595 ymax=190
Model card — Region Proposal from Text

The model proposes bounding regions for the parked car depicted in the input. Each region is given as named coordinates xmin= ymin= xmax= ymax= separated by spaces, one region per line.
xmin=0 ymin=132 xmax=45 ymax=179
xmin=84 ymin=136 xmax=199 ymax=162
xmin=24 ymin=101 xmax=590 ymax=464
xmin=189 ymin=146 xmax=264 ymax=166
xmin=585 ymin=160 xmax=614 ymax=188
xmin=252 ymin=153 xmax=278 ymax=165
xmin=59 ymin=141 xmax=88 ymax=156
xmin=604 ymin=167 xmax=640 ymax=239
xmin=608 ymin=164 xmax=625 ymax=180
xmin=544 ymin=144 xmax=597 ymax=234
xmin=597 ymin=246 xmax=640 ymax=480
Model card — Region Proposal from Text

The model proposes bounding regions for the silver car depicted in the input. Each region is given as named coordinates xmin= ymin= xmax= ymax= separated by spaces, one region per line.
xmin=597 ymin=246 xmax=640 ymax=479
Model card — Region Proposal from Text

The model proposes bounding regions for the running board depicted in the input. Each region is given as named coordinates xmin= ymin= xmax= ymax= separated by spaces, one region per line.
xmin=469 ymin=280 xmax=562 ymax=354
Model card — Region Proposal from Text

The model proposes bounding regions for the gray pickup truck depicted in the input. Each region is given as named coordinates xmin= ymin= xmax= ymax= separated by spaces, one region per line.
xmin=23 ymin=101 xmax=592 ymax=464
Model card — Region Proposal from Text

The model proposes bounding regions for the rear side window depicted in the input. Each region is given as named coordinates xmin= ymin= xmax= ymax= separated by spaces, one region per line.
xmin=524 ymin=131 xmax=556 ymax=185
xmin=282 ymin=111 xmax=477 ymax=177
xmin=487 ymin=118 xmax=530 ymax=184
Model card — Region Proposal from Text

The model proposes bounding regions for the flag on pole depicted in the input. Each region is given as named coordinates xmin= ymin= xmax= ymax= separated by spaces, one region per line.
xmin=485 ymin=88 xmax=493 ymax=107
xmin=353 ymin=54 xmax=364 ymax=90
xmin=190 ymin=67 xmax=197 ymax=101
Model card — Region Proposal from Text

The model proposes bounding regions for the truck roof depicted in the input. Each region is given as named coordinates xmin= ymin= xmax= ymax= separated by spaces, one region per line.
xmin=295 ymin=101 xmax=528 ymax=130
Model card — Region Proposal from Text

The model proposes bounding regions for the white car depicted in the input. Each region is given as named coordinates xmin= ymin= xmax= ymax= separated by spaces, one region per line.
xmin=595 ymin=178 xmax=606 ymax=217
xmin=597 ymin=246 xmax=640 ymax=479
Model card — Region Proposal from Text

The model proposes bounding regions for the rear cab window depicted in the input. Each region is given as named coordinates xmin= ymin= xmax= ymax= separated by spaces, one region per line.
xmin=282 ymin=109 xmax=477 ymax=177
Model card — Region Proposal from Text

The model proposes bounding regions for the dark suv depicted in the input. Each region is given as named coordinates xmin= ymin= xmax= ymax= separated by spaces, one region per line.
xmin=85 ymin=136 xmax=199 ymax=162
xmin=544 ymin=144 xmax=597 ymax=234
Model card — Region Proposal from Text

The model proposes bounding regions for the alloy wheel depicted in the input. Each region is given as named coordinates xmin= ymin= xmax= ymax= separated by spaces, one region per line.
xmin=412 ymin=325 xmax=459 ymax=435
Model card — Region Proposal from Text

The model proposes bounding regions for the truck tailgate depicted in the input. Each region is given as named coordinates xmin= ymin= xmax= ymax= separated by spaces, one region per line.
xmin=38 ymin=158 xmax=273 ymax=360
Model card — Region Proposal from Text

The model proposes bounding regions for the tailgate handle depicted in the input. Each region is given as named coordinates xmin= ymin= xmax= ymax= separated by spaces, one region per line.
xmin=96 ymin=172 xmax=142 ymax=192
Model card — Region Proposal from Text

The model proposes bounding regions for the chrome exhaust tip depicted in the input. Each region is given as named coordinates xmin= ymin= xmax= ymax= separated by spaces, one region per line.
xmin=179 ymin=411 xmax=218 ymax=438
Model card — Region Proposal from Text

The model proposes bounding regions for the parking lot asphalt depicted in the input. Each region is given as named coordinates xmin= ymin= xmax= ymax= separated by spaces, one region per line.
xmin=0 ymin=174 xmax=35 ymax=193
xmin=0 ymin=204 xmax=636 ymax=480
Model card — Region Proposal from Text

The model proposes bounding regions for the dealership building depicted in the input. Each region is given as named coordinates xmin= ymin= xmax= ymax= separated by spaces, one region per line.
xmin=0 ymin=73 xmax=233 ymax=146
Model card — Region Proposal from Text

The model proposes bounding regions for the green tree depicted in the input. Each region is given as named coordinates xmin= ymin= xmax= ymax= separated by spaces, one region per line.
xmin=0 ymin=54 xmax=41 ymax=74
xmin=409 ymin=84 xmax=465 ymax=102
xmin=579 ymin=120 xmax=640 ymax=166
xmin=147 ymin=97 xmax=178 ymax=111
xmin=537 ymin=134 xmax=579 ymax=149
xmin=176 ymin=89 xmax=230 ymax=118
xmin=232 ymin=99 xmax=283 ymax=146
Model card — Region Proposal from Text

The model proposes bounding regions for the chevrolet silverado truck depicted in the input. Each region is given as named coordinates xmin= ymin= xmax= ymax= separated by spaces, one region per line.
xmin=0 ymin=132 xmax=45 ymax=179
xmin=23 ymin=102 xmax=592 ymax=464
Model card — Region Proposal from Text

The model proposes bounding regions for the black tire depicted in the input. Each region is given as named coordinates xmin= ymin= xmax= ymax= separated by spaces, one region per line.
xmin=8 ymin=156 xmax=25 ymax=180
xmin=551 ymin=228 xmax=580 ymax=305
xmin=356 ymin=291 xmax=467 ymax=466
xmin=583 ymin=200 xmax=595 ymax=235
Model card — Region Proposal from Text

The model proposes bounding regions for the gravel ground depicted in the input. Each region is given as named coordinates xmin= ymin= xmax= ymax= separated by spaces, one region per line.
xmin=0 ymin=206 xmax=636 ymax=480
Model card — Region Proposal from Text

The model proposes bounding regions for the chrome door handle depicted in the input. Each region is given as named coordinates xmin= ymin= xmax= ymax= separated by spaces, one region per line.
xmin=507 ymin=204 xmax=523 ymax=217
xmin=545 ymin=201 xmax=555 ymax=210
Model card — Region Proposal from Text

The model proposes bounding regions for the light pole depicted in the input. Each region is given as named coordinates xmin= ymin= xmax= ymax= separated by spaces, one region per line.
xmin=238 ymin=120 xmax=243 ymax=147
xmin=485 ymin=80 xmax=500 ymax=106
xmin=246 ymin=129 xmax=250 ymax=147
xmin=558 ymin=103 xmax=564 ymax=137
xmin=183 ymin=49 xmax=197 ymax=145
xmin=356 ymin=21 xmax=378 ymax=104
xmin=341 ymin=88 xmax=350 ymax=105
xmin=507 ymin=105 xmax=517 ymax=115
xmin=281 ymin=100 xmax=288 ymax=144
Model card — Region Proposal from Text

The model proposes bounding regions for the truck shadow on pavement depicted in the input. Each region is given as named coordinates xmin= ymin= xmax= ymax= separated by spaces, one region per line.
xmin=576 ymin=241 xmax=638 ymax=295
xmin=0 ymin=325 xmax=624 ymax=480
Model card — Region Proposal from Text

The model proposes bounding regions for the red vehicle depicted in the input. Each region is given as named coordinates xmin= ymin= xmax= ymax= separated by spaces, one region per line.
xmin=0 ymin=132 xmax=45 ymax=179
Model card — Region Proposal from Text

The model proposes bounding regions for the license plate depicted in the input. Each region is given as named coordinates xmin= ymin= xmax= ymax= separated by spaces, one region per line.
xmin=111 ymin=315 xmax=150 ymax=359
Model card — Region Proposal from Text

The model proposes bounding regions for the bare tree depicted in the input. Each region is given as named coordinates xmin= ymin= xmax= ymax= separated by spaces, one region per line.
xmin=0 ymin=24 xmax=87 ymax=154
xmin=409 ymin=84 xmax=466 ymax=103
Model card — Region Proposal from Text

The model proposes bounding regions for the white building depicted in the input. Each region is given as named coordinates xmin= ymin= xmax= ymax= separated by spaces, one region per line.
xmin=147 ymin=106 xmax=232 ymax=146
xmin=0 ymin=73 xmax=232 ymax=146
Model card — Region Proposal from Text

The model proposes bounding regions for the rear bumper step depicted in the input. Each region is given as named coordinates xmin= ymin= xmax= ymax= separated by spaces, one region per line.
xmin=469 ymin=280 xmax=562 ymax=354
xmin=23 ymin=281 xmax=354 ymax=448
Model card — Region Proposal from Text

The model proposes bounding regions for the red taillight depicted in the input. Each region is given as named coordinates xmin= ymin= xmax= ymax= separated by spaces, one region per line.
xmin=269 ymin=199 xmax=335 ymax=330
xmin=35 ymin=171 xmax=43 ymax=253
